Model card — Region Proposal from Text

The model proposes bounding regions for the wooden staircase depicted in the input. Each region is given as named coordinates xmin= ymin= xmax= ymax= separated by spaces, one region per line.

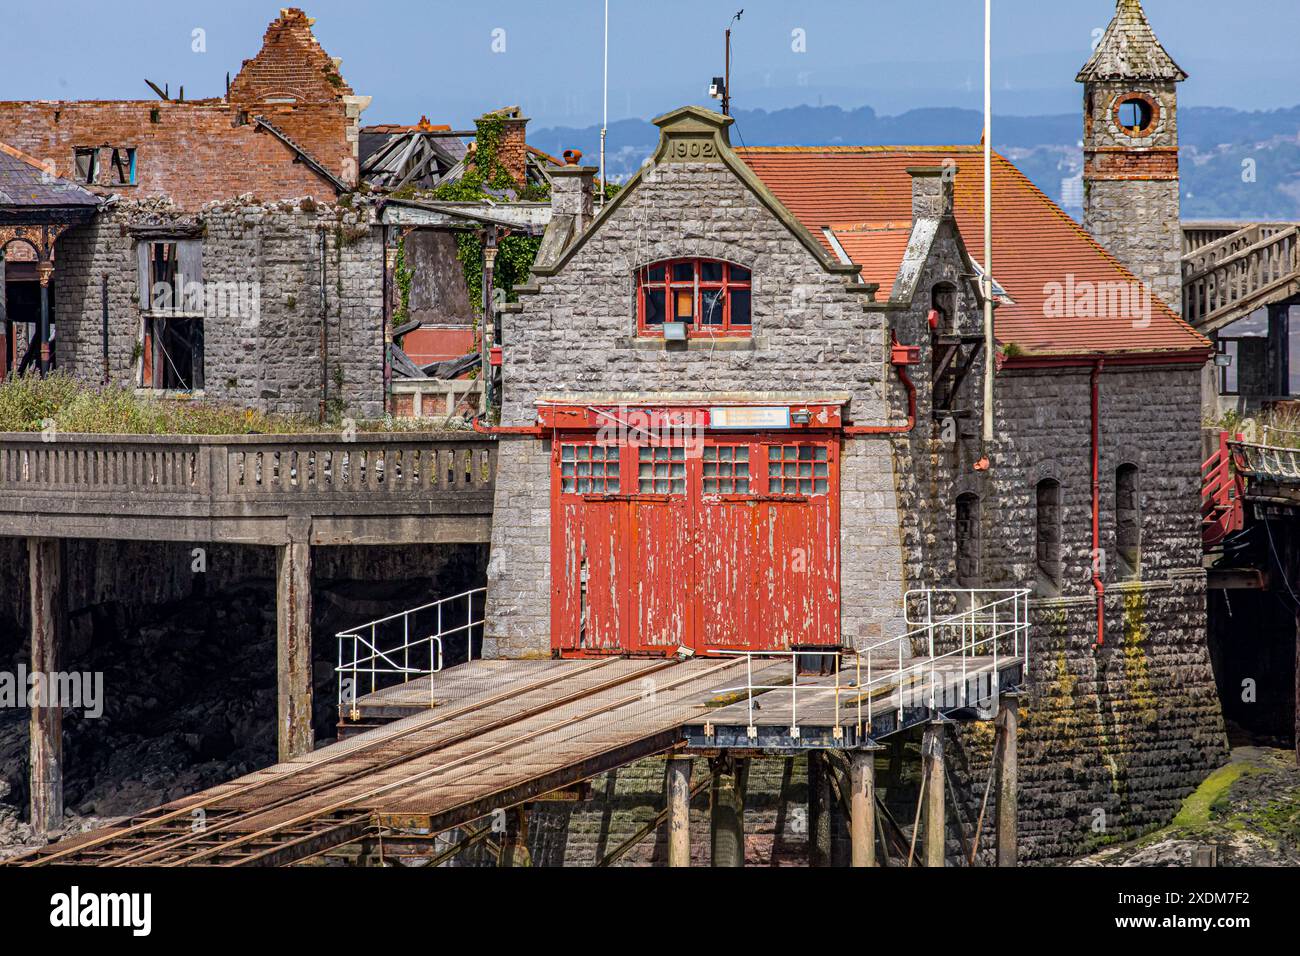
xmin=1183 ymin=222 xmax=1300 ymax=332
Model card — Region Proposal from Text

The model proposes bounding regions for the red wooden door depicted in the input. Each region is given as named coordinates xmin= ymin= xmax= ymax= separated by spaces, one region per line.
xmin=551 ymin=432 xmax=840 ymax=655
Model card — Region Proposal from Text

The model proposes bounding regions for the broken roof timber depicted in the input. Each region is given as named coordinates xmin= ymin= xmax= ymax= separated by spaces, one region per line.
xmin=379 ymin=198 xmax=551 ymax=233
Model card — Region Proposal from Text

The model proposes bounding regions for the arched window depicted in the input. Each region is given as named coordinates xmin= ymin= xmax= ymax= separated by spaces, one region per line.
xmin=637 ymin=259 xmax=752 ymax=336
xmin=955 ymin=493 xmax=981 ymax=588
xmin=1116 ymin=464 xmax=1141 ymax=577
xmin=1035 ymin=479 xmax=1062 ymax=593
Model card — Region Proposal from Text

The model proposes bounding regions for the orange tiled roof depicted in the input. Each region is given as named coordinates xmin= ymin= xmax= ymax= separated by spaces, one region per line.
xmin=738 ymin=146 xmax=1209 ymax=359
xmin=826 ymin=221 xmax=912 ymax=292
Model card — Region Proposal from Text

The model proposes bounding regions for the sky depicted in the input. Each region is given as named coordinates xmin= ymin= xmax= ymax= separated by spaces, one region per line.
xmin=2 ymin=1 xmax=1298 ymax=131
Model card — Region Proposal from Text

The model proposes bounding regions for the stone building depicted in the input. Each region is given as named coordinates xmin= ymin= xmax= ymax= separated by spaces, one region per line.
xmin=482 ymin=0 xmax=1227 ymax=861
xmin=0 ymin=8 xmax=385 ymax=418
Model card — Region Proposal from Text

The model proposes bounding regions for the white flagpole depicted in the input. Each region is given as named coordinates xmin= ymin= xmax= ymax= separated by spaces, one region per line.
xmin=599 ymin=0 xmax=608 ymax=207
xmin=982 ymin=0 xmax=995 ymax=443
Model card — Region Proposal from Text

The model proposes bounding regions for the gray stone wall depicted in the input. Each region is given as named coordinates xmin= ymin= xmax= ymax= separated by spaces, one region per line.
xmin=52 ymin=196 xmax=384 ymax=419
xmin=1084 ymin=177 xmax=1182 ymax=314
xmin=488 ymin=157 xmax=914 ymax=657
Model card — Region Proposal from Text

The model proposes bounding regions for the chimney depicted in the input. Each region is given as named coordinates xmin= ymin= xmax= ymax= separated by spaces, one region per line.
xmin=550 ymin=159 xmax=597 ymax=234
xmin=908 ymin=165 xmax=956 ymax=221
xmin=475 ymin=108 xmax=530 ymax=188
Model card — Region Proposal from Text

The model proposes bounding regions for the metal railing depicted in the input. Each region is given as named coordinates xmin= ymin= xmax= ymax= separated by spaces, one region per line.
xmin=336 ymin=587 xmax=486 ymax=719
xmin=710 ymin=589 xmax=1031 ymax=740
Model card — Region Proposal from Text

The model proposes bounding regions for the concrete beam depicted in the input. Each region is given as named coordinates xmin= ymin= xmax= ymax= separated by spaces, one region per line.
xmin=849 ymin=749 xmax=879 ymax=867
xmin=665 ymin=755 xmax=693 ymax=867
xmin=28 ymin=537 xmax=63 ymax=834
xmin=276 ymin=538 xmax=314 ymax=760
xmin=709 ymin=756 xmax=748 ymax=868
xmin=808 ymin=751 xmax=833 ymax=867
xmin=996 ymin=693 xmax=1020 ymax=867
xmin=923 ymin=722 xmax=946 ymax=869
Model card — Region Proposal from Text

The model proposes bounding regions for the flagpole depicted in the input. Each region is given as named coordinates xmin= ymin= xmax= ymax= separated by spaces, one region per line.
xmin=982 ymin=0 xmax=995 ymax=443
xmin=599 ymin=0 xmax=608 ymax=207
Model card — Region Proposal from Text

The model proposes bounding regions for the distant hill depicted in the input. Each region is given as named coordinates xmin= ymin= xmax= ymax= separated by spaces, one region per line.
xmin=531 ymin=104 xmax=1300 ymax=222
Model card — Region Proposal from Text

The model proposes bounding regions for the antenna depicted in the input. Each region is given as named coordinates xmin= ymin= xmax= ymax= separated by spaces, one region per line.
xmin=710 ymin=10 xmax=743 ymax=116
xmin=599 ymin=0 xmax=608 ymax=208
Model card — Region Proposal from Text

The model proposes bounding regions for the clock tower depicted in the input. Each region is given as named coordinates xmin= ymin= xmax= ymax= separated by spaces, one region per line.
xmin=1078 ymin=0 xmax=1187 ymax=314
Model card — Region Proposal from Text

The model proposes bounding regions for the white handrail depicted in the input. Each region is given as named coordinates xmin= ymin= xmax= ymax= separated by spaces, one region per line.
xmin=336 ymin=587 xmax=486 ymax=719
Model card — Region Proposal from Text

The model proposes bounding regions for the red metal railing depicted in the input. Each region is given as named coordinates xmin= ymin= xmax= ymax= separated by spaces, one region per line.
xmin=1202 ymin=430 xmax=1244 ymax=549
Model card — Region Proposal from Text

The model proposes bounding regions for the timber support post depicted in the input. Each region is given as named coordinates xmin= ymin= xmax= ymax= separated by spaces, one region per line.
xmin=28 ymin=537 xmax=63 ymax=834
xmin=849 ymin=747 xmax=881 ymax=867
xmin=996 ymin=691 xmax=1020 ymax=866
xmin=276 ymin=529 xmax=314 ymax=761
xmin=709 ymin=755 xmax=748 ymax=868
xmin=923 ymin=721 xmax=947 ymax=869
xmin=665 ymin=755 xmax=693 ymax=867
xmin=808 ymin=750 xmax=834 ymax=866
xmin=499 ymin=806 xmax=532 ymax=867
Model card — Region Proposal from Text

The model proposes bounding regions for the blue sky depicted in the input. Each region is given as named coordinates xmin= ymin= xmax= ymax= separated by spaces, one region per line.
xmin=3 ymin=1 xmax=1297 ymax=129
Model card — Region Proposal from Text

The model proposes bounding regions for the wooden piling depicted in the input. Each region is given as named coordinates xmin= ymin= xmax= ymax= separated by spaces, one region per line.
xmin=923 ymin=722 xmax=946 ymax=868
xmin=849 ymin=749 xmax=878 ymax=867
xmin=276 ymin=537 xmax=314 ymax=761
xmin=808 ymin=751 xmax=833 ymax=866
xmin=28 ymin=537 xmax=63 ymax=835
xmin=710 ymin=756 xmax=748 ymax=867
xmin=665 ymin=755 xmax=693 ymax=867
xmin=996 ymin=692 xmax=1020 ymax=866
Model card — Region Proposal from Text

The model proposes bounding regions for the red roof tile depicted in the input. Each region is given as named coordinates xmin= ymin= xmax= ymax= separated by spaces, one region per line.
xmin=738 ymin=146 xmax=1208 ymax=359
xmin=826 ymin=221 xmax=912 ymax=292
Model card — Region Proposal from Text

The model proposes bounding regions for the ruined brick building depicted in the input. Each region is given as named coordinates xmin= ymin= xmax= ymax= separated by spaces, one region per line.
xmin=0 ymin=8 xmax=385 ymax=417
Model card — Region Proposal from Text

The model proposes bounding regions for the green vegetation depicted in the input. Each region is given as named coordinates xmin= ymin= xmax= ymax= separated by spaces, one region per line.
xmin=0 ymin=373 xmax=449 ymax=435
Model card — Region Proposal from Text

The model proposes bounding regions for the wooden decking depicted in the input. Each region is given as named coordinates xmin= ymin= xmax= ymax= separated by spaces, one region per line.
xmin=9 ymin=652 xmax=1025 ymax=867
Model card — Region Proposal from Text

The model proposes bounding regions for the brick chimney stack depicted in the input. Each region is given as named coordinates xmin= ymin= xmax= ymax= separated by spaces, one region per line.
xmin=475 ymin=108 xmax=530 ymax=188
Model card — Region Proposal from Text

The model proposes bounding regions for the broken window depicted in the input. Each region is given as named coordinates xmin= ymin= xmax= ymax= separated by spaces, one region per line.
xmin=109 ymin=147 xmax=137 ymax=185
xmin=1116 ymin=95 xmax=1155 ymax=136
xmin=1035 ymin=478 xmax=1062 ymax=594
xmin=931 ymin=282 xmax=957 ymax=330
xmin=1115 ymin=464 xmax=1141 ymax=578
xmin=137 ymin=239 xmax=204 ymax=391
xmin=73 ymin=147 xmax=98 ymax=184
xmin=637 ymin=259 xmax=752 ymax=336
xmin=768 ymin=445 xmax=829 ymax=497
xmin=955 ymin=493 xmax=981 ymax=588
xmin=560 ymin=444 xmax=620 ymax=495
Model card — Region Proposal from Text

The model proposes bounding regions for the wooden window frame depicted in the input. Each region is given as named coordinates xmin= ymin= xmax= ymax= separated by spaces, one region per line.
xmin=636 ymin=258 xmax=752 ymax=337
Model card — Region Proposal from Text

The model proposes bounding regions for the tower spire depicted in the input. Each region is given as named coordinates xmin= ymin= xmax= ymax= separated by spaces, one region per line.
xmin=1077 ymin=0 xmax=1187 ymax=83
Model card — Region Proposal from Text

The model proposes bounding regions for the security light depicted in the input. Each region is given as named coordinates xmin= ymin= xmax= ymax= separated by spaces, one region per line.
xmin=709 ymin=77 xmax=726 ymax=100
xmin=664 ymin=322 xmax=688 ymax=341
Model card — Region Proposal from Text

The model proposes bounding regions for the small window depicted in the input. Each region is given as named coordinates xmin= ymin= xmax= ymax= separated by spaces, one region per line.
xmin=137 ymin=239 xmax=204 ymax=391
xmin=931 ymin=282 xmax=957 ymax=329
xmin=956 ymin=493 xmax=981 ymax=588
xmin=1115 ymin=95 xmax=1155 ymax=137
xmin=702 ymin=445 xmax=750 ymax=494
xmin=637 ymin=259 xmax=752 ymax=336
xmin=73 ymin=147 xmax=98 ymax=184
xmin=637 ymin=446 xmax=686 ymax=495
xmin=1035 ymin=479 xmax=1062 ymax=593
xmin=768 ymin=445 xmax=829 ymax=497
xmin=561 ymin=445 xmax=621 ymax=495
xmin=1116 ymin=465 xmax=1141 ymax=578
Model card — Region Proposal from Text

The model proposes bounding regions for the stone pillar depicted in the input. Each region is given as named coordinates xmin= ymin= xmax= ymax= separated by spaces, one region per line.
xmin=28 ymin=537 xmax=63 ymax=834
xmin=849 ymin=748 xmax=879 ymax=867
xmin=665 ymin=755 xmax=693 ymax=867
xmin=709 ymin=756 xmax=748 ymax=868
xmin=276 ymin=537 xmax=313 ymax=761
xmin=808 ymin=751 xmax=834 ymax=866
xmin=922 ymin=722 xmax=946 ymax=869
xmin=996 ymin=693 xmax=1020 ymax=866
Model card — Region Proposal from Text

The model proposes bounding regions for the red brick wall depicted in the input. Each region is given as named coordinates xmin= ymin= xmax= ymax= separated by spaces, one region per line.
xmin=0 ymin=100 xmax=346 ymax=209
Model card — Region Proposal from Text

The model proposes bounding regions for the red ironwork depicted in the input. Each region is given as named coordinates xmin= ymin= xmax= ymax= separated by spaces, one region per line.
xmin=1202 ymin=430 xmax=1244 ymax=549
